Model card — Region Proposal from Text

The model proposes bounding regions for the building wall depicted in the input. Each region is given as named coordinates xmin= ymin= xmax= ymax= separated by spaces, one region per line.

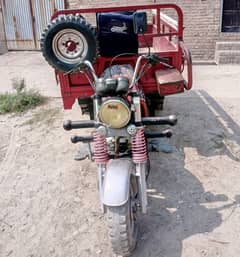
xmin=66 ymin=0 xmax=150 ymax=9
xmin=66 ymin=0 xmax=152 ymax=25
xmin=67 ymin=0 xmax=240 ymax=62
xmin=0 ymin=7 xmax=7 ymax=54
xmin=160 ymin=0 xmax=222 ymax=61
xmin=159 ymin=0 xmax=240 ymax=61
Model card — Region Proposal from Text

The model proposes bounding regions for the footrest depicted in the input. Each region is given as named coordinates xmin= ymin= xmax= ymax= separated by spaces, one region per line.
xmin=155 ymin=68 xmax=185 ymax=96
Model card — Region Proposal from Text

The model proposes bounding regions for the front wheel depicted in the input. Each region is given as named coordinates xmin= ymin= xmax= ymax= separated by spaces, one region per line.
xmin=106 ymin=194 xmax=138 ymax=256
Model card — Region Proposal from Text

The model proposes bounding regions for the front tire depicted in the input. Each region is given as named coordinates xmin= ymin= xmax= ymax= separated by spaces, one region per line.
xmin=106 ymin=193 xmax=138 ymax=256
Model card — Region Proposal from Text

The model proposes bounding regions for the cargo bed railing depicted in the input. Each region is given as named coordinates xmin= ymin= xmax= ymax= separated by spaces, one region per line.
xmin=52 ymin=4 xmax=184 ymax=42
xmin=51 ymin=4 xmax=190 ymax=109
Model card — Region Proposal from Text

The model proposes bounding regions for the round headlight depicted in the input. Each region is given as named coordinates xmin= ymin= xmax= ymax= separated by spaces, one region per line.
xmin=99 ymin=98 xmax=131 ymax=129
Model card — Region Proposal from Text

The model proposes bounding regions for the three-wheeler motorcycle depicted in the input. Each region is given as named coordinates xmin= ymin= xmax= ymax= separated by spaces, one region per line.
xmin=41 ymin=4 xmax=192 ymax=256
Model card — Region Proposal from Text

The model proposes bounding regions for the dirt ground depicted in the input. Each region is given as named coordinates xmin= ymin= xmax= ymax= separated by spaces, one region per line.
xmin=0 ymin=52 xmax=240 ymax=257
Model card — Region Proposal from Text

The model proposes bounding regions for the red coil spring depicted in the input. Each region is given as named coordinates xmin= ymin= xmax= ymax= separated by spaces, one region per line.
xmin=132 ymin=128 xmax=147 ymax=163
xmin=93 ymin=133 xmax=109 ymax=164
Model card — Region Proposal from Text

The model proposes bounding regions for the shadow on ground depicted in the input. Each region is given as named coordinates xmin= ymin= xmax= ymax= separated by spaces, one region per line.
xmin=132 ymin=90 xmax=240 ymax=257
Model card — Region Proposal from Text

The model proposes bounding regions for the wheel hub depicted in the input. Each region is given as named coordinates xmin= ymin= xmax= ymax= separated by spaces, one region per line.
xmin=52 ymin=29 xmax=88 ymax=64
xmin=66 ymin=40 xmax=77 ymax=52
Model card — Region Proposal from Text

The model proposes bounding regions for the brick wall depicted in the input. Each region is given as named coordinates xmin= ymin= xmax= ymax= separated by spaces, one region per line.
xmin=66 ymin=0 xmax=152 ymax=25
xmin=67 ymin=0 xmax=240 ymax=61
xmin=67 ymin=0 xmax=151 ymax=9
xmin=0 ymin=8 xmax=7 ymax=55
xmin=158 ymin=0 xmax=240 ymax=61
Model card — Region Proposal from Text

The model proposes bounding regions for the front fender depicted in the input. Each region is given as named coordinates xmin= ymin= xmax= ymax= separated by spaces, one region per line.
xmin=102 ymin=158 xmax=134 ymax=207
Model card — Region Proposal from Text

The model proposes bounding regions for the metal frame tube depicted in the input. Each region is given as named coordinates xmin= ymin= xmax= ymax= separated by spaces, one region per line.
xmin=136 ymin=162 xmax=148 ymax=213
xmin=97 ymin=164 xmax=106 ymax=213
xmin=130 ymin=55 xmax=145 ymax=88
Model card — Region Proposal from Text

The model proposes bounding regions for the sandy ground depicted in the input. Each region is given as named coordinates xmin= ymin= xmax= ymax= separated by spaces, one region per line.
xmin=0 ymin=52 xmax=60 ymax=97
xmin=0 ymin=52 xmax=240 ymax=257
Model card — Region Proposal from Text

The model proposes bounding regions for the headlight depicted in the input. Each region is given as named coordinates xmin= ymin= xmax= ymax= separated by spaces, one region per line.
xmin=99 ymin=98 xmax=131 ymax=129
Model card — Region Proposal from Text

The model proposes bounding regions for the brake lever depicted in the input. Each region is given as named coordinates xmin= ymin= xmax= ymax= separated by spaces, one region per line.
xmin=148 ymin=54 xmax=173 ymax=69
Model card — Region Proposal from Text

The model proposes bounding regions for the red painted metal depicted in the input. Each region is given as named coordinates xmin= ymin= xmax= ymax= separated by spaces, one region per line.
xmin=52 ymin=4 xmax=192 ymax=109
xmin=180 ymin=41 xmax=193 ymax=90
xmin=155 ymin=68 xmax=185 ymax=95
xmin=66 ymin=41 xmax=77 ymax=52
xmin=140 ymin=99 xmax=150 ymax=117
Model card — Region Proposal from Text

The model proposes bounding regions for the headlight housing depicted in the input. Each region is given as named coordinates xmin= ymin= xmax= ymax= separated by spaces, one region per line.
xmin=99 ymin=98 xmax=131 ymax=129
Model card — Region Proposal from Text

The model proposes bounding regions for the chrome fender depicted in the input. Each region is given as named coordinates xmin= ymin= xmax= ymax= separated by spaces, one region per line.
xmin=102 ymin=158 xmax=134 ymax=207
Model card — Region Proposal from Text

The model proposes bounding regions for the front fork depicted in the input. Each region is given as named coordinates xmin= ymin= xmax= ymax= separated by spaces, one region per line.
xmin=96 ymin=127 xmax=148 ymax=214
xmin=97 ymin=161 xmax=148 ymax=214
xmin=136 ymin=162 xmax=148 ymax=213
xmin=64 ymin=100 xmax=176 ymax=214
xmin=97 ymin=163 xmax=106 ymax=212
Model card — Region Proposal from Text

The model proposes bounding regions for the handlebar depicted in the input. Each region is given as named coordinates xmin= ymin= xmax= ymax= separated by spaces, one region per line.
xmin=130 ymin=54 xmax=173 ymax=88
xmin=63 ymin=120 xmax=101 ymax=130
xmin=147 ymin=54 xmax=173 ymax=68
xmin=67 ymin=60 xmax=98 ymax=85
xmin=82 ymin=60 xmax=98 ymax=82
xmin=73 ymin=54 xmax=172 ymax=90
xmin=142 ymin=115 xmax=177 ymax=126
xmin=130 ymin=55 xmax=146 ymax=88
xmin=64 ymin=115 xmax=177 ymax=131
xmin=71 ymin=135 xmax=93 ymax=143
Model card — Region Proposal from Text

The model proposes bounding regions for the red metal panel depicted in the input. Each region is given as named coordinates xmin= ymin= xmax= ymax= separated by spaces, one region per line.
xmin=52 ymin=4 xmax=188 ymax=109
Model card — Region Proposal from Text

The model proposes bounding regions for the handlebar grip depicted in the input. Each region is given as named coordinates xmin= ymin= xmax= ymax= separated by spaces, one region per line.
xmin=154 ymin=55 xmax=169 ymax=63
xmin=63 ymin=120 xmax=100 ymax=130
xmin=145 ymin=129 xmax=173 ymax=138
xmin=148 ymin=54 xmax=173 ymax=68
xmin=71 ymin=136 xmax=93 ymax=144
xmin=142 ymin=115 xmax=177 ymax=126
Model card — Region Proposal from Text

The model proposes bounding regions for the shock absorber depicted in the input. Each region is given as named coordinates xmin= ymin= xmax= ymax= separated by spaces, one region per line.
xmin=93 ymin=132 xmax=108 ymax=213
xmin=132 ymin=127 xmax=147 ymax=163
xmin=93 ymin=133 xmax=109 ymax=164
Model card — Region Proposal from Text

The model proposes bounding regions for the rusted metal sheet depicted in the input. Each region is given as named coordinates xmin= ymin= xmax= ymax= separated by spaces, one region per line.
xmin=34 ymin=0 xmax=66 ymax=48
xmin=33 ymin=0 xmax=65 ymax=48
xmin=0 ymin=0 xmax=65 ymax=50
xmin=1 ymin=0 xmax=35 ymax=49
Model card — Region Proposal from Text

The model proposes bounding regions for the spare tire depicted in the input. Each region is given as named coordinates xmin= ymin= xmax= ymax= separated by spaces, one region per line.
xmin=41 ymin=15 xmax=97 ymax=72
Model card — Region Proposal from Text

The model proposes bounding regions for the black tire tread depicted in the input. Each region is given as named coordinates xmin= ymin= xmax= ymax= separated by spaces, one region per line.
xmin=40 ymin=14 xmax=98 ymax=72
xmin=106 ymin=201 xmax=137 ymax=256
